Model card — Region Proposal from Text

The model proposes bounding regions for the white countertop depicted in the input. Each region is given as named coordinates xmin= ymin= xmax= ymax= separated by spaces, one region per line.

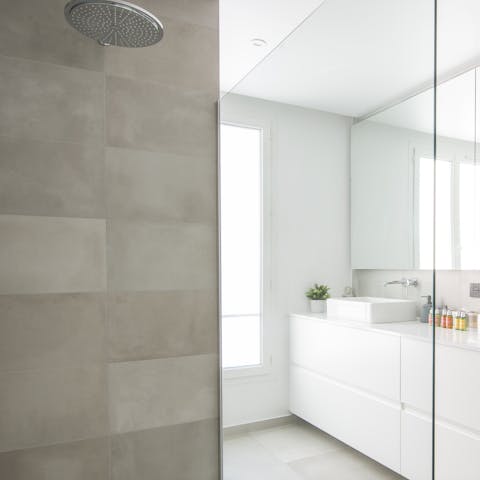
xmin=291 ymin=312 xmax=480 ymax=352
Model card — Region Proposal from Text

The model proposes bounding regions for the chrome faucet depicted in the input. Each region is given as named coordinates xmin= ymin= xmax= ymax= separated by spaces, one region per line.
xmin=384 ymin=278 xmax=418 ymax=287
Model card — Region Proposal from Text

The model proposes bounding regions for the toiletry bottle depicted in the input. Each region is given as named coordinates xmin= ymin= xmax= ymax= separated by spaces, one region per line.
xmin=441 ymin=306 xmax=448 ymax=328
xmin=421 ymin=295 xmax=432 ymax=323
xmin=434 ymin=308 xmax=441 ymax=327
xmin=468 ymin=311 xmax=478 ymax=329
xmin=446 ymin=309 xmax=453 ymax=329
xmin=428 ymin=308 xmax=433 ymax=326
xmin=459 ymin=311 xmax=468 ymax=331
xmin=453 ymin=310 xmax=459 ymax=330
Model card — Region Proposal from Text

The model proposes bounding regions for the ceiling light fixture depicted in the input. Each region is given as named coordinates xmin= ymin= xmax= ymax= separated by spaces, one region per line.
xmin=251 ymin=38 xmax=267 ymax=47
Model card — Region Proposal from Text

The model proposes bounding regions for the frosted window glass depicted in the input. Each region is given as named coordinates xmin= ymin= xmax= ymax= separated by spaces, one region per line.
xmin=435 ymin=160 xmax=453 ymax=269
xmin=220 ymin=123 xmax=262 ymax=368
xmin=222 ymin=315 xmax=261 ymax=368
xmin=418 ymin=158 xmax=434 ymax=269
xmin=459 ymin=163 xmax=480 ymax=269
xmin=418 ymin=157 xmax=452 ymax=269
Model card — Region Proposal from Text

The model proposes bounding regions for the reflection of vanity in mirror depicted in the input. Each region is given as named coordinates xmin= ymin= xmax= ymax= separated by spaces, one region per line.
xmin=352 ymin=67 xmax=480 ymax=270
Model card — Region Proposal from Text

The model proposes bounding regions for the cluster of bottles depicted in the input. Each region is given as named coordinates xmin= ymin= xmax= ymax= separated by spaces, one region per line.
xmin=428 ymin=307 xmax=478 ymax=331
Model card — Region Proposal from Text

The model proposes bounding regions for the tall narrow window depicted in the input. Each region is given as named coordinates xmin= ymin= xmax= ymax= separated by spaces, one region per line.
xmin=220 ymin=123 xmax=263 ymax=369
xmin=459 ymin=162 xmax=480 ymax=269
xmin=418 ymin=157 xmax=453 ymax=269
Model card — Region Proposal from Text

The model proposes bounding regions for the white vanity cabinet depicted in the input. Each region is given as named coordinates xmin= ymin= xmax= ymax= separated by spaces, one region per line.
xmin=289 ymin=315 xmax=402 ymax=473
xmin=290 ymin=315 xmax=401 ymax=400
xmin=401 ymin=338 xmax=480 ymax=480
xmin=290 ymin=315 xmax=480 ymax=480
xmin=401 ymin=411 xmax=480 ymax=480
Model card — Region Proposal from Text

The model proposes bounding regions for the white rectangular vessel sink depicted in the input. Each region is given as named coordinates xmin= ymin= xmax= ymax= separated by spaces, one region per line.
xmin=326 ymin=297 xmax=416 ymax=324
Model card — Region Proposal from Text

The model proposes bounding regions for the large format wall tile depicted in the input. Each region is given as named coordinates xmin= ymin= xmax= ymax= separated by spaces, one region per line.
xmin=0 ymin=437 xmax=109 ymax=480
xmin=0 ymin=56 xmax=104 ymax=144
xmin=111 ymin=419 xmax=219 ymax=480
xmin=106 ymin=147 xmax=216 ymax=223
xmin=0 ymin=1 xmax=219 ymax=477
xmin=0 ymin=293 xmax=105 ymax=371
xmin=0 ymin=215 xmax=106 ymax=295
xmin=108 ymin=290 xmax=217 ymax=362
xmin=106 ymin=75 xmax=216 ymax=156
xmin=0 ymin=137 xmax=105 ymax=218
xmin=0 ymin=366 xmax=108 ymax=452
xmin=107 ymin=220 xmax=217 ymax=292
xmin=0 ymin=0 xmax=104 ymax=71
xmin=139 ymin=0 xmax=218 ymax=29
xmin=105 ymin=16 xmax=217 ymax=92
xmin=108 ymin=354 xmax=218 ymax=433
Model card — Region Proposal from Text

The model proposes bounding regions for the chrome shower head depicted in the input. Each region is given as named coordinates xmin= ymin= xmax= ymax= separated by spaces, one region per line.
xmin=64 ymin=0 xmax=164 ymax=47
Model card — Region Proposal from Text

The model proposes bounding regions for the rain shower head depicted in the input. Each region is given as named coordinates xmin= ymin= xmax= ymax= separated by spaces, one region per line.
xmin=64 ymin=0 xmax=164 ymax=47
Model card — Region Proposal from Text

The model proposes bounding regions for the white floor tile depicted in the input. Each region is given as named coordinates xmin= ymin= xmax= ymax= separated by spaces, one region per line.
xmin=223 ymin=435 xmax=302 ymax=480
xmin=223 ymin=421 xmax=405 ymax=480
xmin=289 ymin=447 xmax=405 ymax=480
xmin=250 ymin=422 xmax=343 ymax=463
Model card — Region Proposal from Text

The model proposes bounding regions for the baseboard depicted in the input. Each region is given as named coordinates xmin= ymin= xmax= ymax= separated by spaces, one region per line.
xmin=223 ymin=414 xmax=299 ymax=438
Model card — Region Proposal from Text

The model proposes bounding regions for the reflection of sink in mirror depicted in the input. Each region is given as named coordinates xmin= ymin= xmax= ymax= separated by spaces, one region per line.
xmin=327 ymin=297 xmax=417 ymax=324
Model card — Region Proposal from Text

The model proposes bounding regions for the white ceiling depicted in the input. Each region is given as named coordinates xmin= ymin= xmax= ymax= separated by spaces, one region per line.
xmin=220 ymin=0 xmax=326 ymax=94
xmin=372 ymin=69 xmax=478 ymax=143
xmin=220 ymin=0 xmax=480 ymax=118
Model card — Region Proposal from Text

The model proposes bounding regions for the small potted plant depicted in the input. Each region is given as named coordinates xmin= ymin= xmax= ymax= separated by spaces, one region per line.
xmin=305 ymin=283 xmax=330 ymax=313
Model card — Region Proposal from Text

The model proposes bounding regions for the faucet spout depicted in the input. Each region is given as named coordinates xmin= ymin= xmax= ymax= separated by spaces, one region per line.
xmin=384 ymin=278 xmax=418 ymax=288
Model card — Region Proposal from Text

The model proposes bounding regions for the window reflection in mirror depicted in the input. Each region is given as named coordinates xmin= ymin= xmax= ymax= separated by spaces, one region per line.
xmin=352 ymin=67 xmax=478 ymax=270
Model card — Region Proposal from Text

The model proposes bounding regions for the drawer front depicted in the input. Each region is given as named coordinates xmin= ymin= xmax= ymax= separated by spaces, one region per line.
xmin=402 ymin=338 xmax=480 ymax=431
xmin=436 ymin=422 xmax=480 ymax=480
xmin=290 ymin=365 xmax=401 ymax=473
xmin=402 ymin=410 xmax=480 ymax=480
xmin=401 ymin=411 xmax=432 ymax=480
xmin=401 ymin=338 xmax=433 ymax=414
xmin=436 ymin=344 xmax=480 ymax=432
xmin=290 ymin=316 xmax=401 ymax=400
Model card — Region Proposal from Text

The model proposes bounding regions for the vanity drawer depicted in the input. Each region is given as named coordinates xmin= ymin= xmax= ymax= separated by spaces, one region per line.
xmin=401 ymin=409 xmax=480 ymax=480
xmin=290 ymin=315 xmax=401 ymax=401
xmin=290 ymin=365 xmax=401 ymax=474
xmin=401 ymin=338 xmax=433 ymax=414
xmin=402 ymin=338 xmax=480 ymax=431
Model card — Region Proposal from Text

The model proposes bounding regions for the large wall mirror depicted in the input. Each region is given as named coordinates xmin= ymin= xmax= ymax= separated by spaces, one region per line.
xmin=352 ymin=67 xmax=479 ymax=270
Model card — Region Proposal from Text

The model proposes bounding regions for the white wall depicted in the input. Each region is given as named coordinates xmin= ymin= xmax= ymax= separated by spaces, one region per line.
xmin=220 ymin=94 xmax=352 ymax=426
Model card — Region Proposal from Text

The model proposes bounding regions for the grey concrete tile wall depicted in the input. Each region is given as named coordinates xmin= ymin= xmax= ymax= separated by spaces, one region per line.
xmin=106 ymin=74 xmax=217 ymax=156
xmin=107 ymin=290 xmax=218 ymax=361
xmin=105 ymin=16 xmax=218 ymax=92
xmin=106 ymin=147 xmax=216 ymax=223
xmin=0 ymin=293 xmax=105 ymax=371
xmin=0 ymin=0 xmax=104 ymax=71
xmin=111 ymin=419 xmax=219 ymax=480
xmin=0 ymin=215 xmax=106 ymax=294
xmin=108 ymin=354 xmax=218 ymax=434
xmin=140 ymin=0 xmax=219 ymax=29
xmin=0 ymin=56 xmax=104 ymax=144
xmin=0 ymin=437 xmax=109 ymax=480
xmin=0 ymin=0 xmax=219 ymax=477
xmin=107 ymin=220 xmax=217 ymax=292
xmin=0 ymin=137 xmax=105 ymax=218
xmin=0 ymin=365 xmax=109 ymax=452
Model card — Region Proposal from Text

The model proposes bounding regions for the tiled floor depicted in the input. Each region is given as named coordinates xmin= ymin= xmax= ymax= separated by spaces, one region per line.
xmin=223 ymin=420 xmax=405 ymax=480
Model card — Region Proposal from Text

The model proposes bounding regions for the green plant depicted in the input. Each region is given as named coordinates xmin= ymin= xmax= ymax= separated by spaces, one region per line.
xmin=305 ymin=283 xmax=330 ymax=301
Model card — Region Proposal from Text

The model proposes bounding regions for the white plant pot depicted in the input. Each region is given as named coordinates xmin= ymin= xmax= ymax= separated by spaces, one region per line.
xmin=310 ymin=300 xmax=326 ymax=313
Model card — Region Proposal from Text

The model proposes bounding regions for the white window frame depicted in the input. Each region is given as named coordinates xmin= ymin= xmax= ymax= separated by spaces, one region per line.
xmin=220 ymin=117 xmax=272 ymax=380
